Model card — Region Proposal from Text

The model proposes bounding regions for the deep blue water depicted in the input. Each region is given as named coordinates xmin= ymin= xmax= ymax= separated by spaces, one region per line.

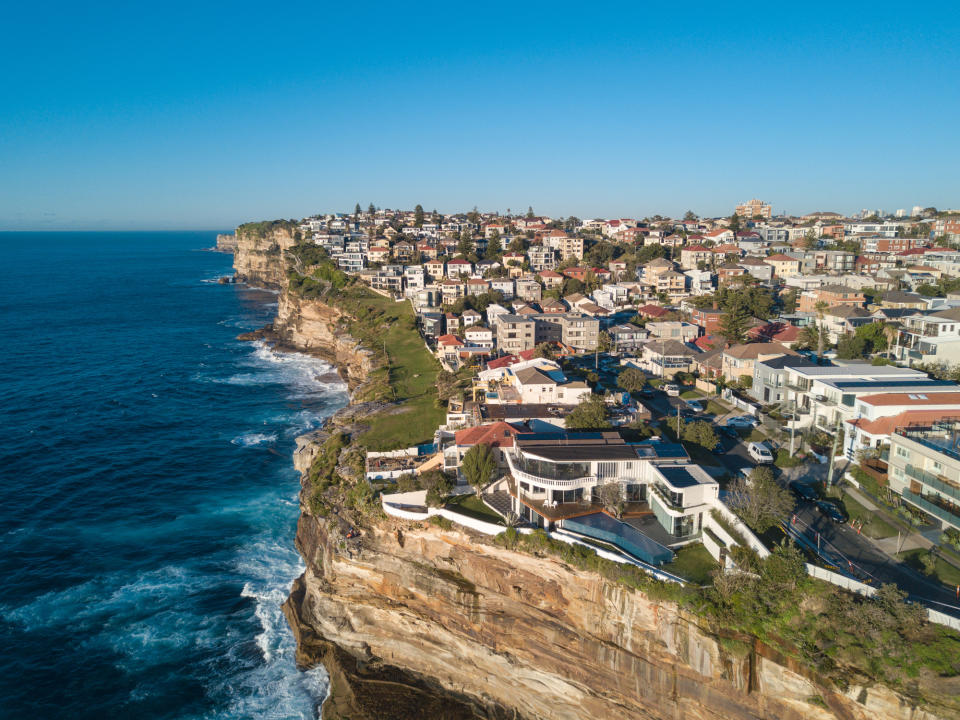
xmin=0 ymin=232 xmax=349 ymax=719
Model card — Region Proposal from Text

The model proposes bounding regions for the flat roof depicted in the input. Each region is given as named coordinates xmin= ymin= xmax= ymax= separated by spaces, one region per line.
xmin=820 ymin=379 xmax=958 ymax=393
xmin=659 ymin=465 xmax=712 ymax=488
xmin=515 ymin=432 xmax=641 ymax=461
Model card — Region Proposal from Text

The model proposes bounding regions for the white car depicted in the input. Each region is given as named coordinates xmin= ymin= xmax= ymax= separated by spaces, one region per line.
xmin=684 ymin=400 xmax=703 ymax=413
xmin=663 ymin=384 xmax=680 ymax=397
xmin=725 ymin=415 xmax=759 ymax=428
xmin=747 ymin=442 xmax=774 ymax=464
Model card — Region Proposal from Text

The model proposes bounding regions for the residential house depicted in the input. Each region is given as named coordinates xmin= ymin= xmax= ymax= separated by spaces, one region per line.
xmin=680 ymin=245 xmax=712 ymax=270
xmin=721 ymin=342 xmax=797 ymax=384
xmin=893 ymin=308 xmax=960 ymax=366
xmin=797 ymin=285 xmax=866 ymax=313
xmin=608 ymin=323 xmax=648 ymax=352
xmin=646 ymin=321 xmax=699 ymax=343
xmin=765 ymin=253 xmax=802 ymax=278
xmin=750 ymin=355 xmax=818 ymax=405
xmin=690 ymin=308 xmax=724 ymax=335
xmin=539 ymin=270 xmax=564 ymax=290
xmin=638 ymin=339 xmax=698 ymax=378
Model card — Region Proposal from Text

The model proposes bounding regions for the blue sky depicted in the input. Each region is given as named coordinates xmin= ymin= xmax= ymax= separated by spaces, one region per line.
xmin=2 ymin=1 xmax=958 ymax=229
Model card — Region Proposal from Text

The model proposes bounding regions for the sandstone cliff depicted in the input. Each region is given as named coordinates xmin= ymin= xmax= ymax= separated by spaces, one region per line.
xmin=232 ymin=221 xmax=300 ymax=288
xmin=283 ymin=509 xmax=951 ymax=720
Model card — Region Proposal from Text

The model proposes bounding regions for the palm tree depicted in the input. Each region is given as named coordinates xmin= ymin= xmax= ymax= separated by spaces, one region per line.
xmin=883 ymin=323 xmax=900 ymax=361
xmin=814 ymin=300 xmax=829 ymax=362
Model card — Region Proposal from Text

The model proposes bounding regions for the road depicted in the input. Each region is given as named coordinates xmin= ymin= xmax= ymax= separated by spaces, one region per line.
xmin=784 ymin=496 xmax=960 ymax=615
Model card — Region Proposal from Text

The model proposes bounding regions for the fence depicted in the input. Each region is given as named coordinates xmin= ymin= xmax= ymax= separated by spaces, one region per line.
xmin=381 ymin=490 xmax=527 ymax=536
xmin=721 ymin=389 xmax=761 ymax=417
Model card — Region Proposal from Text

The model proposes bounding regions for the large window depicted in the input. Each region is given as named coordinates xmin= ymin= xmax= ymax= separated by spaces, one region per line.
xmin=514 ymin=453 xmax=591 ymax=480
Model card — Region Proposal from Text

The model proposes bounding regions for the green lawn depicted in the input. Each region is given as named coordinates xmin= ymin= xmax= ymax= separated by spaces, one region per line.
xmin=897 ymin=548 xmax=960 ymax=587
xmin=705 ymin=400 xmax=728 ymax=416
xmin=663 ymin=543 xmax=719 ymax=585
xmin=839 ymin=493 xmax=897 ymax=539
xmin=445 ymin=493 xmax=505 ymax=525
xmin=680 ymin=389 xmax=704 ymax=400
xmin=331 ymin=287 xmax=446 ymax=450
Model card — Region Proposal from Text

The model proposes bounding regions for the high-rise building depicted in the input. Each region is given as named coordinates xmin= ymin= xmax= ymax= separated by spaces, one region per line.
xmin=735 ymin=199 xmax=772 ymax=219
xmin=896 ymin=208 xmax=907 ymax=218
xmin=912 ymin=205 xmax=924 ymax=216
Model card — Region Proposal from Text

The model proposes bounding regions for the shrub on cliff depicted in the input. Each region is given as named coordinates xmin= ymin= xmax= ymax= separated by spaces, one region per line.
xmin=421 ymin=470 xmax=453 ymax=507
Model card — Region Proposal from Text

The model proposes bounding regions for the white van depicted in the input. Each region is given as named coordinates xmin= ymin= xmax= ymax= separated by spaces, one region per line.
xmin=747 ymin=442 xmax=773 ymax=464
xmin=663 ymin=384 xmax=680 ymax=397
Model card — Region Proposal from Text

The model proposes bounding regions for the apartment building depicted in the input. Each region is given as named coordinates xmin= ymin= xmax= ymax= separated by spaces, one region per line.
xmin=782 ymin=363 xmax=956 ymax=434
xmin=750 ymin=355 xmax=818 ymax=405
xmin=721 ymin=342 xmax=796 ymax=384
xmin=528 ymin=245 xmax=557 ymax=272
xmin=493 ymin=314 xmax=536 ymax=353
xmin=735 ymin=199 xmax=772 ymax=219
xmin=888 ymin=421 xmax=960 ymax=531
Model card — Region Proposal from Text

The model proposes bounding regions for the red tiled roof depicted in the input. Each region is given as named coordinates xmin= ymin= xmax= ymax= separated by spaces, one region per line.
xmin=455 ymin=422 xmax=532 ymax=448
xmin=848 ymin=410 xmax=955 ymax=437
xmin=437 ymin=334 xmax=463 ymax=346
xmin=858 ymin=392 xmax=960 ymax=407
xmin=637 ymin=304 xmax=669 ymax=317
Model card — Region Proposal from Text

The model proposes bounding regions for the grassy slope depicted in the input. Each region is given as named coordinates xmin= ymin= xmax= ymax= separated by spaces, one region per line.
xmin=331 ymin=286 xmax=445 ymax=450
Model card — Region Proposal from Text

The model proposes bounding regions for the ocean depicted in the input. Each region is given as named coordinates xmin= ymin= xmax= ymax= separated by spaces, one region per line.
xmin=0 ymin=232 xmax=349 ymax=719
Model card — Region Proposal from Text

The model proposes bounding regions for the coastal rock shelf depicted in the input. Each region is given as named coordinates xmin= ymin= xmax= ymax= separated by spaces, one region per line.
xmin=231 ymin=222 xmax=950 ymax=720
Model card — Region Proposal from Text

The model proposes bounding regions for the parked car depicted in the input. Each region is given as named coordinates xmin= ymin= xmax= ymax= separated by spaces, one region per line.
xmin=663 ymin=384 xmax=680 ymax=397
xmin=747 ymin=441 xmax=773 ymax=464
xmin=684 ymin=400 xmax=704 ymax=413
xmin=726 ymin=415 xmax=759 ymax=428
xmin=789 ymin=480 xmax=819 ymax=502
xmin=720 ymin=426 xmax=741 ymax=440
xmin=639 ymin=386 xmax=655 ymax=397
xmin=816 ymin=499 xmax=848 ymax=524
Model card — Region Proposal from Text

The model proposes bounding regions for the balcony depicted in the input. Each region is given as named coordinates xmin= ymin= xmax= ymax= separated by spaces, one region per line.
xmin=905 ymin=465 xmax=960 ymax=502
xmin=901 ymin=489 xmax=960 ymax=530
xmin=509 ymin=466 xmax=596 ymax=489
xmin=649 ymin=483 xmax=685 ymax=513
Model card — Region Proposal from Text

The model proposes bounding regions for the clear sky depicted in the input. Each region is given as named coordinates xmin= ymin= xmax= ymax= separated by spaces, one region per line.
xmin=2 ymin=1 xmax=958 ymax=230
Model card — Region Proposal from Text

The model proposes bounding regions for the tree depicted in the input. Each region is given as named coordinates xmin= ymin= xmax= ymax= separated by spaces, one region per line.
xmin=368 ymin=202 xmax=375 ymax=215
xmin=596 ymin=483 xmax=625 ymax=518
xmin=534 ymin=342 xmax=554 ymax=359
xmin=414 ymin=204 xmax=425 ymax=228
xmin=526 ymin=206 xmax=535 ymax=219
xmin=354 ymin=203 xmax=362 ymax=218
xmin=596 ymin=331 xmax=612 ymax=353
xmin=461 ymin=443 xmax=498 ymax=493
xmin=457 ymin=230 xmax=474 ymax=256
xmin=565 ymin=395 xmax=612 ymax=430
xmin=728 ymin=213 xmax=741 ymax=232
xmin=618 ymin=367 xmax=647 ymax=393
xmin=719 ymin=304 xmax=751 ymax=344
xmin=726 ymin=466 xmax=793 ymax=533
xmin=682 ymin=420 xmax=718 ymax=451
xmin=801 ymin=230 xmax=818 ymax=250
xmin=421 ymin=470 xmax=454 ymax=507
xmin=780 ymin=289 xmax=797 ymax=314
xmin=485 ymin=231 xmax=502 ymax=260
xmin=683 ymin=210 xmax=697 ymax=222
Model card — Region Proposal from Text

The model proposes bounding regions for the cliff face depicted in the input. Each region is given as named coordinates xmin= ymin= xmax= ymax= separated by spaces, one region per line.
xmin=273 ymin=292 xmax=375 ymax=391
xmin=232 ymin=224 xmax=298 ymax=289
xmin=215 ymin=233 xmax=238 ymax=252
xmin=284 ymin=512 xmax=945 ymax=720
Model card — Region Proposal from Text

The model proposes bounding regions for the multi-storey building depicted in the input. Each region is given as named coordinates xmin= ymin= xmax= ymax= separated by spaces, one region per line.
xmin=888 ymin=421 xmax=960 ymax=532
xmin=735 ymin=199 xmax=772 ymax=219
xmin=504 ymin=432 xmax=719 ymax=549
xmin=494 ymin=314 xmax=537 ymax=353
xmin=893 ymin=308 xmax=960 ymax=366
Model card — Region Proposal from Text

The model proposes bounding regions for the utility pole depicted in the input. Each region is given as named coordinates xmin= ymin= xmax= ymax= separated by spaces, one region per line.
xmin=789 ymin=396 xmax=797 ymax=456
xmin=825 ymin=416 xmax=844 ymax=488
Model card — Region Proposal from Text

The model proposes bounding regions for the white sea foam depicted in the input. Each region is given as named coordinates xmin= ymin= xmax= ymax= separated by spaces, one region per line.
xmin=232 ymin=432 xmax=279 ymax=448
